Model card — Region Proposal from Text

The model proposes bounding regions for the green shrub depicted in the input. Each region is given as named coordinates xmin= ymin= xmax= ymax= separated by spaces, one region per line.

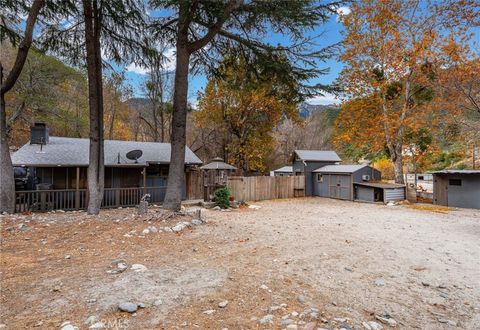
xmin=214 ymin=187 xmax=230 ymax=209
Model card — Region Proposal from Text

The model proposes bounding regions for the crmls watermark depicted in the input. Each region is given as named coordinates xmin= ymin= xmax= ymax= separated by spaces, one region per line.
xmin=96 ymin=318 xmax=130 ymax=329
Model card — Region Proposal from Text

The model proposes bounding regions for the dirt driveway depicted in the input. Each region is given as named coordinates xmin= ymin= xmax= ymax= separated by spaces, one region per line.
xmin=1 ymin=198 xmax=479 ymax=329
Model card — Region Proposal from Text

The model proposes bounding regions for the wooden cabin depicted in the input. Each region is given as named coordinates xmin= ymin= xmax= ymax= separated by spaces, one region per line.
xmin=11 ymin=123 xmax=203 ymax=212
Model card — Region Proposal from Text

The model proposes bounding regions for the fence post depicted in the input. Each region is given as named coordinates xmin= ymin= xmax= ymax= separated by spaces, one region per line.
xmin=40 ymin=191 xmax=46 ymax=212
xmin=115 ymin=189 xmax=120 ymax=207
xmin=75 ymin=167 xmax=80 ymax=210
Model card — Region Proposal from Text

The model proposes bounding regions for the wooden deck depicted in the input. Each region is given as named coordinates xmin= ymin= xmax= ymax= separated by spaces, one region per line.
xmin=14 ymin=186 xmax=167 ymax=213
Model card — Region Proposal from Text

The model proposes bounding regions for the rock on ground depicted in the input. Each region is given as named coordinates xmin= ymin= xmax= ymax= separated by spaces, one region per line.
xmin=259 ymin=314 xmax=274 ymax=324
xmin=131 ymin=264 xmax=147 ymax=272
xmin=172 ymin=222 xmax=190 ymax=232
xmin=118 ymin=302 xmax=138 ymax=313
xmin=218 ymin=300 xmax=229 ymax=308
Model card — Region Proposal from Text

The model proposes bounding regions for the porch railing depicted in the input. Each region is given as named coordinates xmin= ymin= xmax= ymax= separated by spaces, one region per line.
xmin=14 ymin=186 xmax=167 ymax=213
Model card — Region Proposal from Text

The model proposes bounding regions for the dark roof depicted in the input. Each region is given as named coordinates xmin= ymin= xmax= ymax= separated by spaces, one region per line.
xmin=294 ymin=150 xmax=342 ymax=162
xmin=354 ymin=182 xmax=405 ymax=189
xmin=313 ymin=164 xmax=369 ymax=174
xmin=200 ymin=157 xmax=237 ymax=170
xmin=431 ymin=169 xmax=480 ymax=175
xmin=273 ymin=166 xmax=293 ymax=173
xmin=11 ymin=137 xmax=202 ymax=167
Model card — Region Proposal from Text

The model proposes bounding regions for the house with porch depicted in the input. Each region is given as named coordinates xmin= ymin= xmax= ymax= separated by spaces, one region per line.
xmin=11 ymin=123 xmax=202 ymax=212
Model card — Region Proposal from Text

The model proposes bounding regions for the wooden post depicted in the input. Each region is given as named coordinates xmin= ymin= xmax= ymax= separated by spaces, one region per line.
xmin=75 ymin=167 xmax=80 ymax=210
xmin=203 ymin=171 xmax=208 ymax=201
xmin=115 ymin=189 xmax=120 ymax=207
xmin=142 ymin=167 xmax=147 ymax=196
xmin=40 ymin=191 xmax=46 ymax=212
xmin=185 ymin=170 xmax=190 ymax=200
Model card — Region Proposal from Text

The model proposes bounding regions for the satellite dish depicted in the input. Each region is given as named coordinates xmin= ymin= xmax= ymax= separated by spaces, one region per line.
xmin=126 ymin=149 xmax=143 ymax=163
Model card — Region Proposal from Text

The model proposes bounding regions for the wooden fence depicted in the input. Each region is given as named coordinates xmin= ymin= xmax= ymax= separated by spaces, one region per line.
xmin=227 ymin=176 xmax=305 ymax=202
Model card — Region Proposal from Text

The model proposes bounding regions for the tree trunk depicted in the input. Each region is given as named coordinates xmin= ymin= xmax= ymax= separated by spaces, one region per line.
xmin=390 ymin=144 xmax=405 ymax=184
xmin=412 ymin=150 xmax=417 ymax=188
xmin=163 ymin=38 xmax=190 ymax=211
xmin=84 ymin=0 xmax=105 ymax=214
xmin=160 ymin=103 xmax=165 ymax=142
xmin=0 ymin=0 xmax=45 ymax=213
xmin=0 ymin=84 xmax=15 ymax=213
xmin=152 ymin=102 xmax=159 ymax=142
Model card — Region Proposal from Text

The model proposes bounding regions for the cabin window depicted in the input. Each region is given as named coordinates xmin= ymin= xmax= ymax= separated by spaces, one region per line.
xmin=418 ymin=175 xmax=424 ymax=180
xmin=316 ymin=174 xmax=323 ymax=182
xmin=449 ymin=179 xmax=462 ymax=186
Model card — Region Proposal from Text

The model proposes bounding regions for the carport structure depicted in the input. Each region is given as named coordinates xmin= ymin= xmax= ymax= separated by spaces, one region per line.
xmin=353 ymin=182 xmax=406 ymax=203
xmin=313 ymin=165 xmax=381 ymax=200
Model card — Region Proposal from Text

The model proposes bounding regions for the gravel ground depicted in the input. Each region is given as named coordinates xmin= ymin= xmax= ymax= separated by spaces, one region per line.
xmin=0 ymin=198 xmax=479 ymax=329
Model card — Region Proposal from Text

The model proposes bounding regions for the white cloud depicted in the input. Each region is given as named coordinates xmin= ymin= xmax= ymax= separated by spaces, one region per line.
xmin=126 ymin=62 xmax=149 ymax=75
xmin=336 ymin=6 xmax=351 ymax=16
xmin=307 ymin=92 xmax=340 ymax=105
xmin=336 ymin=6 xmax=351 ymax=21
xmin=125 ymin=48 xmax=176 ymax=75
xmin=163 ymin=48 xmax=176 ymax=71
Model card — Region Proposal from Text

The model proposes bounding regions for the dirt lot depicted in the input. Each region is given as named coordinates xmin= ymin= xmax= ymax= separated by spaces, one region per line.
xmin=1 ymin=198 xmax=479 ymax=329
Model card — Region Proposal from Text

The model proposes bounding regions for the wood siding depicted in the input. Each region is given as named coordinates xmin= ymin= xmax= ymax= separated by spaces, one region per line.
xmin=227 ymin=176 xmax=305 ymax=202
xmin=186 ymin=170 xmax=203 ymax=200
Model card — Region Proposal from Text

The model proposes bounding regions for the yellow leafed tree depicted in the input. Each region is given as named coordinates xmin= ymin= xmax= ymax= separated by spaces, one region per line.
xmin=337 ymin=0 xmax=479 ymax=183
xmin=195 ymin=55 xmax=299 ymax=173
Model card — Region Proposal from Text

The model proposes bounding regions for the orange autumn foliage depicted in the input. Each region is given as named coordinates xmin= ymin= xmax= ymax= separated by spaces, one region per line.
xmin=336 ymin=0 xmax=479 ymax=182
xmin=194 ymin=57 xmax=298 ymax=173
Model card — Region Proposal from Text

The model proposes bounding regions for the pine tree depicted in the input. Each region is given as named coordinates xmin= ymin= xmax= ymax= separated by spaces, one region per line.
xmin=150 ymin=0 xmax=345 ymax=210
xmin=41 ymin=0 xmax=153 ymax=214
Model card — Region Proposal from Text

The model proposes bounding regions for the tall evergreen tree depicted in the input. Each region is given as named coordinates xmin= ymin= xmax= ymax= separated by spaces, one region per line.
xmin=150 ymin=0 xmax=344 ymax=210
xmin=41 ymin=0 xmax=153 ymax=214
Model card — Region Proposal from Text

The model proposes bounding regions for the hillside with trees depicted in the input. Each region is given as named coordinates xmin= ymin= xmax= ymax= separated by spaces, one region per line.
xmin=2 ymin=43 xmax=140 ymax=148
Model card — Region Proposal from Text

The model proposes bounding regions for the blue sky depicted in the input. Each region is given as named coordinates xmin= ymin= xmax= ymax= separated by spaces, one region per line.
xmin=122 ymin=6 xmax=350 ymax=106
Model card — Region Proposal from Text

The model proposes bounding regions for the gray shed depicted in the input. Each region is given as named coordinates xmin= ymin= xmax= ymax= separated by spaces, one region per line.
xmin=353 ymin=182 xmax=406 ymax=203
xmin=313 ymin=164 xmax=381 ymax=200
xmin=291 ymin=150 xmax=342 ymax=196
xmin=272 ymin=166 xmax=293 ymax=176
xmin=432 ymin=170 xmax=480 ymax=209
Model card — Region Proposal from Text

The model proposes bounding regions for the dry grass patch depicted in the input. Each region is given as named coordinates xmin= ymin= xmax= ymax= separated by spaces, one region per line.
xmin=408 ymin=203 xmax=451 ymax=213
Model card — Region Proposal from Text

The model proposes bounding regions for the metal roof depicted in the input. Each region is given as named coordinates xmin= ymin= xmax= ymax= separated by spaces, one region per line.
xmin=353 ymin=182 xmax=405 ymax=189
xmin=431 ymin=169 xmax=480 ymax=175
xmin=200 ymin=157 xmax=237 ymax=170
xmin=294 ymin=150 xmax=342 ymax=162
xmin=313 ymin=164 xmax=369 ymax=174
xmin=11 ymin=136 xmax=202 ymax=167
xmin=273 ymin=166 xmax=293 ymax=173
